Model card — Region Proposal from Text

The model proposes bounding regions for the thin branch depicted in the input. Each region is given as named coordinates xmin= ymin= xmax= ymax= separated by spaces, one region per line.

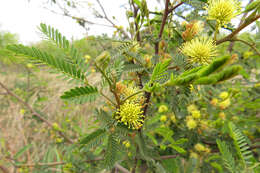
xmin=100 ymin=91 xmax=117 ymax=106
xmin=15 ymin=159 xmax=131 ymax=173
xmin=227 ymin=0 xmax=254 ymax=52
xmin=167 ymin=2 xmax=184 ymax=15
xmin=121 ymin=90 xmax=144 ymax=104
xmin=115 ymin=163 xmax=131 ymax=173
xmin=0 ymin=165 xmax=9 ymax=173
xmin=0 ymin=81 xmax=74 ymax=144
xmin=229 ymin=38 xmax=260 ymax=57
xmin=158 ymin=155 xmax=179 ymax=160
xmin=96 ymin=0 xmax=130 ymax=39
xmin=216 ymin=14 xmax=260 ymax=45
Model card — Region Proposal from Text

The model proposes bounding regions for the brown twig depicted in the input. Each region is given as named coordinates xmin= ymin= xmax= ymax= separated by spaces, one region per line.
xmin=96 ymin=0 xmax=130 ymax=39
xmin=227 ymin=0 xmax=254 ymax=52
xmin=0 ymin=165 xmax=9 ymax=173
xmin=15 ymin=158 xmax=130 ymax=173
xmin=216 ymin=14 xmax=260 ymax=45
xmin=227 ymin=38 xmax=260 ymax=57
xmin=0 ymin=81 xmax=74 ymax=144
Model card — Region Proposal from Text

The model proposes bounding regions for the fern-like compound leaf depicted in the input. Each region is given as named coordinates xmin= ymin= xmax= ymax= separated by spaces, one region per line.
xmin=104 ymin=134 xmax=120 ymax=169
xmin=79 ymin=129 xmax=107 ymax=149
xmin=39 ymin=23 xmax=70 ymax=50
xmin=228 ymin=122 xmax=254 ymax=167
xmin=61 ymin=86 xmax=99 ymax=104
xmin=151 ymin=59 xmax=171 ymax=82
xmin=216 ymin=139 xmax=236 ymax=173
xmin=7 ymin=44 xmax=86 ymax=82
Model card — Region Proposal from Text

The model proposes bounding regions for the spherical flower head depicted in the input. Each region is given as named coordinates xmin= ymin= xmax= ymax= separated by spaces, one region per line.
xmin=116 ymin=101 xmax=144 ymax=130
xmin=219 ymin=98 xmax=231 ymax=109
xmin=123 ymin=140 xmax=131 ymax=148
xmin=205 ymin=0 xmax=241 ymax=27
xmin=194 ymin=143 xmax=206 ymax=152
xmin=170 ymin=113 xmax=177 ymax=123
xmin=122 ymin=85 xmax=143 ymax=103
xmin=160 ymin=115 xmax=167 ymax=122
xmin=219 ymin=112 xmax=226 ymax=120
xmin=191 ymin=110 xmax=201 ymax=119
xmin=158 ymin=105 xmax=168 ymax=113
xmin=180 ymin=36 xmax=217 ymax=65
xmin=186 ymin=118 xmax=197 ymax=130
xmin=190 ymin=152 xmax=199 ymax=159
xmin=219 ymin=91 xmax=229 ymax=100
xmin=200 ymin=120 xmax=209 ymax=130
xmin=210 ymin=98 xmax=219 ymax=106
xmin=187 ymin=104 xmax=197 ymax=113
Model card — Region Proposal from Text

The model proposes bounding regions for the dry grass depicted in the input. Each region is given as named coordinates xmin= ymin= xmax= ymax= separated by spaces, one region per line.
xmin=0 ymin=64 xmax=101 ymax=172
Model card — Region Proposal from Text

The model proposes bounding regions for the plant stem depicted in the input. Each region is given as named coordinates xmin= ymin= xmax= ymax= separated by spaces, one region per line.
xmin=100 ymin=91 xmax=117 ymax=106
xmin=121 ymin=90 xmax=145 ymax=103
xmin=216 ymin=14 xmax=260 ymax=45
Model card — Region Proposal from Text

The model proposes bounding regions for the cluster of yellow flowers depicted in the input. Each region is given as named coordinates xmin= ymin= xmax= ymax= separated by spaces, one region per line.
xmin=194 ymin=143 xmax=211 ymax=153
xmin=186 ymin=104 xmax=210 ymax=131
xmin=180 ymin=0 xmax=241 ymax=65
xmin=186 ymin=104 xmax=200 ymax=130
xmin=210 ymin=91 xmax=231 ymax=110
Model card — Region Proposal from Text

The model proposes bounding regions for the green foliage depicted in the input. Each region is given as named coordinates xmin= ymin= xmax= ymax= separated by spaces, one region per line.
xmin=79 ymin=129 xmax=107 ymax=149
xmin=151 ymin=59 xmax=171 ymax=82
xmin=216 ymin=139 xmax=236 ymax=173
xmin=2 ymin=0 xmax=260 ymax=172
xmin=104 ymin=134 xmax=120 ymax=169
xmin=61 ymin=86 xmax=99 ymax=103
xmin=7 ymin=44 xmax=86 ymax=82
xmin=228 ymin=122 xmax=254 ymax=167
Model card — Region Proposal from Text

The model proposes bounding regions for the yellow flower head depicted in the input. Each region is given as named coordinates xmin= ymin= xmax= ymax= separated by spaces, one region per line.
xmin=123 ymin=140 xmax=131 ymax=148
xmin=219 ymin=112 xmax=226 ymax=120
xmin=160 ymin=115 xmax=167 ymax=122
xmin=219 ymin=91 xmax=229 ymax=100
xmin=210 ymin=98 xmax=219 ymax=106
xmin=187 ymin=104 xmax=197 ymax=113
xmin=194 ymin=143 xmax=206 ymax=152
xmin=219 ymin=98 xmax=231 ymax=109
xmin=170 ymin=113 xmax=177 ymax=123
xmin=191 ymin=110 xmax=201 ymax=119
xmin=205 ymin=0 xmax=241 ymax=27
xmin=158 ymin=104 xmax=168 ymax=113
xmin=186 ymin=118 xmax=197 ymax=130
xmin=116 ymin=101 xmax=144 ymax=129
xmin=122 ymin=85 xmax=143 ymax=103
xmin=180 ymin=36 xmax=217 ymax=65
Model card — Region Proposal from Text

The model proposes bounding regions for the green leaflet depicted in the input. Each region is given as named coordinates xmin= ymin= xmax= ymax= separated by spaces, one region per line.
xmin=228 ymin=122 xmax=254 ymax=167
xmin=7 ymin=44 xmax=86 ymax=82
xmin=194 ymin=65 xmax=242 ymax=85
xmin=61 ymin=86 xmax=99 ymax=104
xmin=179 ymin=65 xmax=205 ymax=78
xmin=170 ymin=73 xmax=198 ymax=86
xmin=39 ymin=23 xmax=80 ymax=61
xmin=104 ymin=134 xmax=120 ymax=169
xmin=40 ymin=23 xmax=70 ymax=50
xmin=79 ymin=129 xmax=107 ymax=149
xmin=196 ymin=55 xmax=230 ymax=77
xmin=151 ymin=59 xmax=171 ymax=82
xmin=216 ymin=139 xmax=236 ymax=173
